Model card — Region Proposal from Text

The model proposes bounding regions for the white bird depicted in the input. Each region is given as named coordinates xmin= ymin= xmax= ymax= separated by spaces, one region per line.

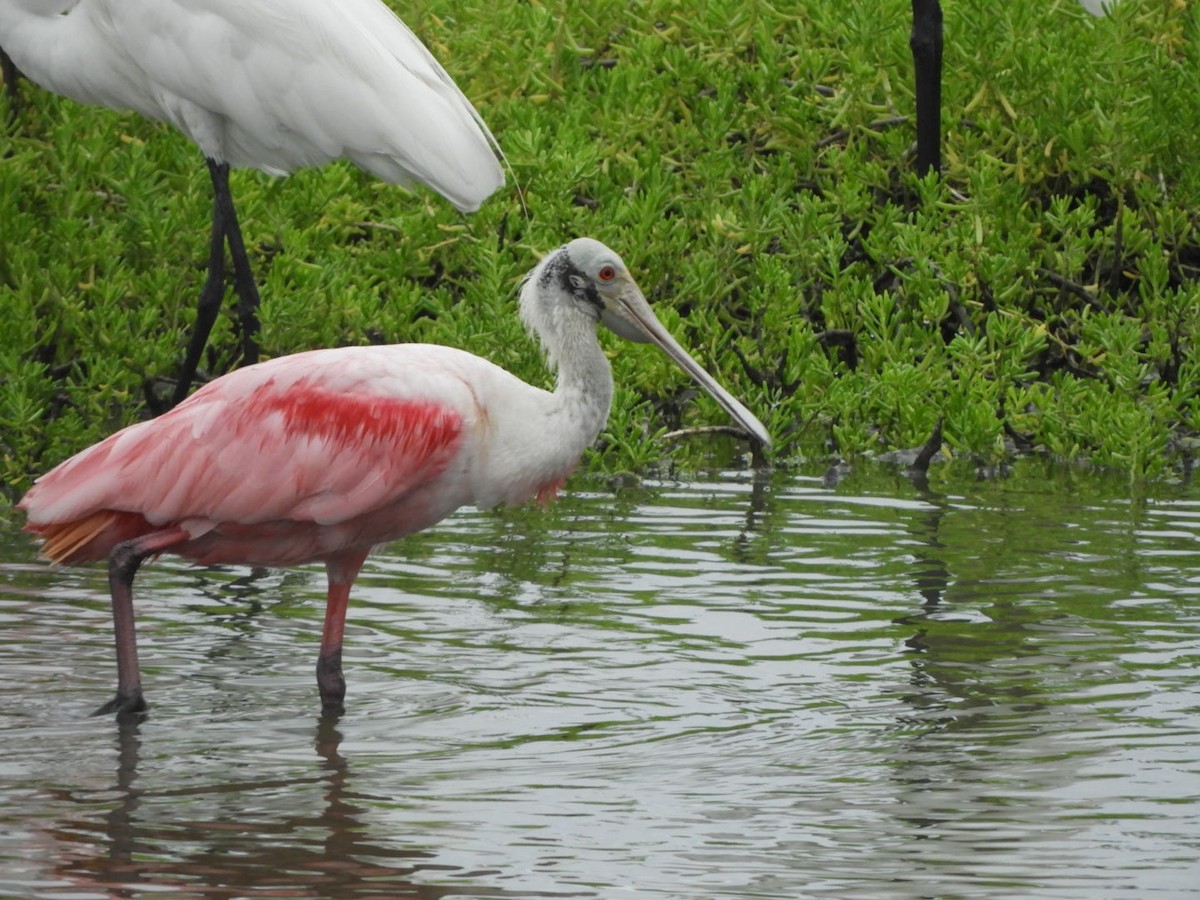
xmin=0 ymin=0 xmax=505 ymax=406
xmin=1077 ymin=0 xmax=1119 ymax=16
xmin=20 ymin=237 xmax=771 ymax=716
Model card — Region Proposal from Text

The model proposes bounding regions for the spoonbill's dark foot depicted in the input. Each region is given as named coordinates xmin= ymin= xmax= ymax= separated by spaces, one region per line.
xmin=93 ymin=692 xmax=149 ymax=718
xmin=317 ymin=650 xmax=346 ymax=716
xmin=321 ymin=697 xmax=346 ymax=717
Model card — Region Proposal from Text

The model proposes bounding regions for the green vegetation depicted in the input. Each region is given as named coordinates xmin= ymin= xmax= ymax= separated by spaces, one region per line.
xmin=1 ymin=0 xmax=1198 ymax=500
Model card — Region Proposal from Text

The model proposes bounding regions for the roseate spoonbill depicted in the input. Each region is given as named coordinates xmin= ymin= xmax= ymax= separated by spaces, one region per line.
xmin=20 ymin=238 xmax=771 ymax=718
xmin=0 ymin=0 xmax=504 ymax=406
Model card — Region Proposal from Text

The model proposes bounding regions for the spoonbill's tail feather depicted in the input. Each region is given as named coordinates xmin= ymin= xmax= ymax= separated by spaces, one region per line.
xmin=29 ymin=510 xmax=155 ymax=566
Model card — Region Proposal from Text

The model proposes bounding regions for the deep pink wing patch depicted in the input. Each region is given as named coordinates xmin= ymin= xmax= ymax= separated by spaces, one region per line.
xmin=229 ymin=382 xmax=467 ymax=524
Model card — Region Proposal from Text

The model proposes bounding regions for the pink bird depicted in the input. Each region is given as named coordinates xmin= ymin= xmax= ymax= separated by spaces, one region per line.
xmin=20 ymin=238 xmax=771 ymax=718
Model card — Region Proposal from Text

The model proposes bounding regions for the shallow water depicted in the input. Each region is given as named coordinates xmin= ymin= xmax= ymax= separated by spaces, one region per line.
xmin=1 ymin=463 xmax=1198 ymax=898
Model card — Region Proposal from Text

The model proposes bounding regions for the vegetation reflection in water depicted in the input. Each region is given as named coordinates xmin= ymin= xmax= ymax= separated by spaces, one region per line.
xmin=0 ymin=462 xmax=1197 ymax=898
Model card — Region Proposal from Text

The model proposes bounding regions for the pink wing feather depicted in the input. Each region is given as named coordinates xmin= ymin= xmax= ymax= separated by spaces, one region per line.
xmin=21 ymin=347 xmax=477 ymax=560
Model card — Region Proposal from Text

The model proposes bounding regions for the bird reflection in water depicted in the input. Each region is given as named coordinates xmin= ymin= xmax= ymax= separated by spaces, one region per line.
xmin=41 ymin=716 xmax=585 ymax=897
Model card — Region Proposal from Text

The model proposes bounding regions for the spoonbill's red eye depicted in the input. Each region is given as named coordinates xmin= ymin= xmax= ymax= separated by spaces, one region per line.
xmin=598 ymin=265 xmax=617 ymax=282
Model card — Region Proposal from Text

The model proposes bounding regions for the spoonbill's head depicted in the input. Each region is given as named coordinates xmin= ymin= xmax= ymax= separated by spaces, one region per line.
xmin=522 ymin=237 xmax=771 ymax=449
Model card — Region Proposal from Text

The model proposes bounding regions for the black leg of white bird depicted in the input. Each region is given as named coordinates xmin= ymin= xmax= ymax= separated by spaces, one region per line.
xmin=910 ymin=0 xmax=943 ymax=176
xmin=214 ymin=162 xmax=262 ymax=370
xmin=172 ymin=159 xmax=261 ymax=406
xmin=0 ymin=46 xmax=20 ymax=121
xmin=173 ymin=162 xmax=229 ymax=405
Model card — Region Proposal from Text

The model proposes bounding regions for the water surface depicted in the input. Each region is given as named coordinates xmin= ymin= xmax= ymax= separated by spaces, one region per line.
xmin=1 ymin=463 xmax=1198 ymax=898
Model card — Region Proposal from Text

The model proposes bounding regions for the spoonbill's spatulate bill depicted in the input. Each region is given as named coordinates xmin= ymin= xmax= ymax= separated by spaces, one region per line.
xmin=20 ymin=238 xmax=770 ymax=718
xmin=0 ymin=0 xmax=505 ymax=406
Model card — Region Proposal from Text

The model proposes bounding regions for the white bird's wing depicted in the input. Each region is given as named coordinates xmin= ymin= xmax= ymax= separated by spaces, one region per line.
xmin=107 ymin=0 xmax=504 ymax=209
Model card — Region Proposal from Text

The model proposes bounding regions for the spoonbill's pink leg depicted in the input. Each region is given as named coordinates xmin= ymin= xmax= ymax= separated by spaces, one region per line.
xmin=318 ymin=551 xmax=369 ymax=714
